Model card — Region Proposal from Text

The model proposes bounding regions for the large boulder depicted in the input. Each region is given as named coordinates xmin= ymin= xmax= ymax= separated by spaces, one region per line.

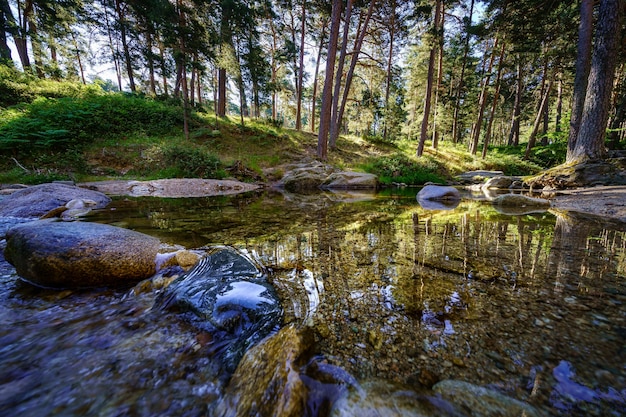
xmin=278 ymin=162 xmax=336 ymax=192
xmin=0 ymin=183 xmax=110 ymax=218
xmin=277 ymin=161 xmax=378 ymax=192
xmin=417 ymin=185 xmax=461 ymax=202
xmin=321 ymin=172 xmax=378 ymax=190
xmin=482 ymin=175 xmax=523 ymax=190
xmin=4 ymin=220 xmax=161 ymax=288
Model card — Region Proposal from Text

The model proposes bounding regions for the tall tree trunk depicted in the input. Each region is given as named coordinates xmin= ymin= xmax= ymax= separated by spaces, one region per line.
xmin=416 ymin=0 xmax=441 ymax=157
xmin=469 ymin=37 xmax=499 ymax=155
xmin=103 ymin=0 xmax=123 ymax=91
xmin=482 ymin=41 xmax=506 ymax=159
xmin=116 ymin=0 xmax=136 ymax=92
xmin=431 ymin=0 xmax=445 ymax=149
xmin=146 ymin=27 xmax=157 ymax=95
xmin=567 ymin=0 xmax=622 ymax=163
xmin=524 ymin=78 xmax=553 ymax=159
xmin=329 ymin=0 xmax=354 ymax=149
xmin=567 ymin=0 xmax=594 ymax=155
xmin=178 ymin=0 xmax=189 ymax=140
xmin=383 ymin=0 xmax=396 ymax=142
xmin=0 ymin=0 xmax=15 ymax=63
xmin=608 ymin=68 xmax=625 ymax=149
xmin=310 ymin=18 xmax=327 ymax=132
xmin=508 ymin=56 xmax=522 ymax=146
xmin=334 ymin=0 xmax=376 ymax=147
xmin=159 ymin=41 xmax=168 ymax=95
xmin=555 ymin=75 xmax=563 ymax=133
xmin=70 ymin=32 xmax=86 ymax=84
xmin=218 ymin=66 xmax=227 ymax=116
xmin=295 ymin=0 xmax=306 ymax=131
xmin=317 ymin=0 xmax=342 ymax=160
xmin=451 ymin=0 xmax=474 ymax=144
xmin=23 ymin=0 xmax=44 ymax=78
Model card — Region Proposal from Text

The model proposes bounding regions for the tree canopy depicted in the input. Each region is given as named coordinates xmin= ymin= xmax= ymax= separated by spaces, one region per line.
xmin=1 ymin=0 xmax=624 ymax=163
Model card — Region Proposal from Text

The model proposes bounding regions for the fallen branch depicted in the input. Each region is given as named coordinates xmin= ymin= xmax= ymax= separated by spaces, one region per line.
xmin=11 ymin=157 xmax=30 ymax=173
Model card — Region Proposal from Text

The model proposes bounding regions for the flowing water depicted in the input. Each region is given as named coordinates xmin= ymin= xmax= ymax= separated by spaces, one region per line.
xmin=1 ymin=189 xmax=625 ymax=416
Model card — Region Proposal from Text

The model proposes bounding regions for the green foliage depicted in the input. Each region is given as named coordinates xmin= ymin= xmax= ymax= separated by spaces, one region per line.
xmin=0 ymin=94 xmax=184 ymax=154
xmin=483 ymin=146 xmax=544 ymax=175
xmin=162 ymin=146 xmax=225 ymax=179
xmin=0 ymin=65 xmax=102 ymax=107
xmin=361 ymin=154 xmax=445 ymax=185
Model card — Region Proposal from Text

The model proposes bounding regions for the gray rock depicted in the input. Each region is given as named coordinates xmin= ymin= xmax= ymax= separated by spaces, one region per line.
xmin=417 ymin=185 xmax=461 ymax=202
xmin=4 ymin=220 xmax=161 ymax=288
xmin=321 ymin=172 xmax=378 ymax=190
xmin=491 ymin=194 xmax=551 ymax=215
xmin=0 ymin=183 xmax=110 ymax=218
xmin=456 ymin=170 xmax=504 ymax=184
xmin=278 ymin=162 xmax=336 ymax=192
xmin=482 ymin=176 xmax=522 ymax=190
xmin=432 ymin=380 xmax=541 ymax=417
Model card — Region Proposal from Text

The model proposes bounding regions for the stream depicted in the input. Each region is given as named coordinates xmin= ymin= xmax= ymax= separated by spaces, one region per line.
xmin=0 ymin=189 xmax=625 ymax=416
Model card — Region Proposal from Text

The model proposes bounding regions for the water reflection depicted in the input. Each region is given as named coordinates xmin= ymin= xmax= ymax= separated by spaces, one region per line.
xmin=1 ymin=191 xmax=625 ymax=415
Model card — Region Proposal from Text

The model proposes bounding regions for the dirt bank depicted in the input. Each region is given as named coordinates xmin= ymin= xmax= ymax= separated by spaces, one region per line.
xmin=548 ymin=186 xmax=626 ymax=223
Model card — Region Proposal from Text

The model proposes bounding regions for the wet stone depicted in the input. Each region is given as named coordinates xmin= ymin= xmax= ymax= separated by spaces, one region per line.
xmin=157 ymin=246 xmax=283 ymax=374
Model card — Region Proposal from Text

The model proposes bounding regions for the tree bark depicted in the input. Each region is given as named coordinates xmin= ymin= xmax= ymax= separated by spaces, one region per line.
xmin=417 ymin=0 xmax=441 ymax=157
xmin=317 ymin=0 xmax=342 ymax=160
xmin=482 ymin=41 xmax=506 ymax=159
xmin=431 ymin=0 xmax=445 ymax=149
xmin=329 ymin=0 xmax=353 ymax=149
xmin=334 ymin=0 xmax=376 ymax=147
xmin=115 ymin=0 xmax=136 ymax=92
xmin=383 ymin=0 xmax=396 ymax=142
xmin=567 ymin=0 xmax=622 ymax=163
xmin=469 ymin=37 xmax=499 ymax=155
xmin=295 ymin=0 xmax=306 ymax=131
xmin=524 ymin=78 xmax=553 ymax=159
xmin=310 ymin=18 xmax=327 ymax=132
xmin=567 ymin=0 xmax=594 ymax=155
xmin=507 ymin=56 xmax=522 ymax=146
xmin=451 ymin=0 xmax=474 ymax=144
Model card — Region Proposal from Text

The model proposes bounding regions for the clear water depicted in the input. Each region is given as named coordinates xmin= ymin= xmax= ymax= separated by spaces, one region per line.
xmin=1 ymin=189 xmax=625 ymax=416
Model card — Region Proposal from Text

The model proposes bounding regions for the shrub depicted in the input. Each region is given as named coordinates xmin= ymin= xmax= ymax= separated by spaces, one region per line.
xmin=362 ymin=154 xmax=445 ymax=185
xmin=162 ymin=146 xmax=225 ymax=179
xmin=0 ymin=94 xmax=185 ymax=154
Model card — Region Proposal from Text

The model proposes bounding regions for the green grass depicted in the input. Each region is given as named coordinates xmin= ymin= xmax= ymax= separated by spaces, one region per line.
xmin=0 ymin=69 xmax=570 ymax=185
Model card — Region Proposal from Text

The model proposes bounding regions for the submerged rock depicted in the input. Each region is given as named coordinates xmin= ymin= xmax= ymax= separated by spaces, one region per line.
xmin=491 ymin=194 xmax=551 ymax=215
xmin=0 ymin=183 xmax=110 ymax=218
xmin=216 ymin=325 xmax=309 ymax=416
xmin=4 ymin=220 xmax=161 ymax=288
xmin=432 ymin=380 xmax=541 ymax=417
xmin=157 ymin=246 xmax=283 ymax=374
xmin=417 ymin=184 xmax=461 ymax=204
xmin=330 ymin=379 xmax=464 ymax=417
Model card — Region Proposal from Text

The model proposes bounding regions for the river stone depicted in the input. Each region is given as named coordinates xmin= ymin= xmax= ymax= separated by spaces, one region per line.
xmin=330 ymin=379 xmax=464 ymax=417
xmin=215 ymin=324 xmax=308 ymax=416
xmin=0 ymin=183 xmax=111 ymax=218
xmin=278 ymin=162 xmax=336 ymax=192
xmin=157 ymin=246 xmax=283 ymax=373
xmin=321 ymin=172 xmax=378 ymax=190
xmin=417 ymin=185 xmax=461 ymax=202
xmin=492 ymin=194 xmax=551 ymax=211
xmin=432 ymin=380 xmax=541 ymax=417
xmin=482 ymin=176 xmax=522 ymax=190
xmin=4 ymin=220 xmax=161 ymax=288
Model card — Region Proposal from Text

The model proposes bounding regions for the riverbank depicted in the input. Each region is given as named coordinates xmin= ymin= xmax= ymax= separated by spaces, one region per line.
xmin=549 ymin=185 xmax=626 ymax=223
